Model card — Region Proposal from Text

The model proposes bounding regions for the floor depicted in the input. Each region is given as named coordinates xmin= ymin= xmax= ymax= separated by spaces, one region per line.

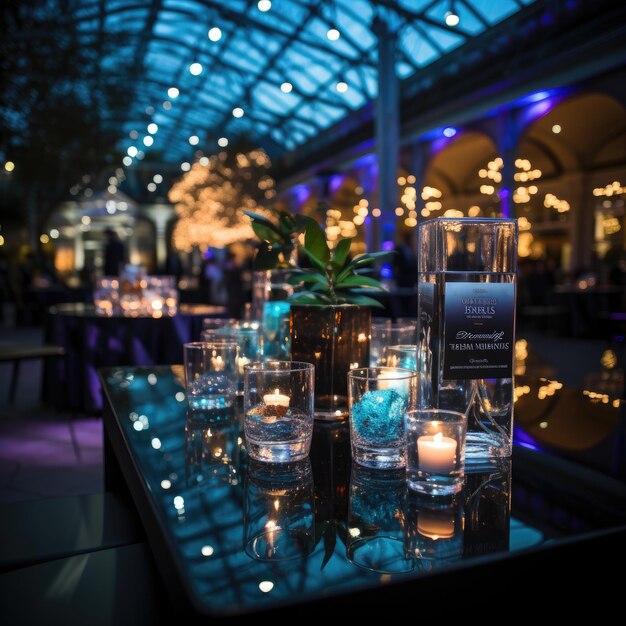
xmin=0 ymin=326 xmax=103 ymax=503
xmin=0 ymin=321 xmax=622 ymax=504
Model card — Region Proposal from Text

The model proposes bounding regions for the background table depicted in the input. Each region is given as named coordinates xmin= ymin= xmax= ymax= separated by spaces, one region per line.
xmin=100 ymin=366 xmax=626 ymax=617
xmin=43 ymin=303 xmax=225 ymax=413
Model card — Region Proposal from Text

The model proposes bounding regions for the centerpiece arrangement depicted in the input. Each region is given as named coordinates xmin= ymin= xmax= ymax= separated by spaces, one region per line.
xmin=247 ymin=210 xmax=391 ymax=420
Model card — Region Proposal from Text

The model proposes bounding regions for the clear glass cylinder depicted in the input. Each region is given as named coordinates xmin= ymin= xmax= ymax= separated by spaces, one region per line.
xmin=244 ymin=361 xmax=314 ymax=463
xmin=417 ymin=218 xmax=517 ymax=464
xmin=348 ymin=367 xmax=417 ymax=469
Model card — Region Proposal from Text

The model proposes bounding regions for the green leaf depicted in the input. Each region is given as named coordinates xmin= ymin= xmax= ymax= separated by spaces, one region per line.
xmin=304 ymin=219 xmax=330 ymax=264
xmin=332 ymin=237 xmax=352 ymax=270
xmin=343 ymin=293 xmax=385 ymax=308
xmin=254 ymin=245 xmax=279 ymax=270
xmin=251 ymin=221 xmax=280 ymax=244
xmin=336 ymin=274 xmax=385 ymax=290
xmin=300 ymin=245 xmax=328 ymax=274
xmin=293 ymin=214 xmax=310 ymax=231
xmin=289 ymin=294 xmax=328 ymax=305
xmin=336 ymin=251 xmax=395 ymax=282
xmin=278 ymin=211 xmax=296 ymax=233
xmin=244 ymin=211 xmax=281 ymax=233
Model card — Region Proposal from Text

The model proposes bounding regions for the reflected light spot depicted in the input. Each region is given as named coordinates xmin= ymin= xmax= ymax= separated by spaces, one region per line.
xmin=147 ymin=123 xmax=158 ymax=134
xmin=348 ymin=527 xmax=361 ymax=537
xmin=259 ymin=581 xmax=274 ymax=593
xmin=336 ymin=81 xmax=348 ymax=93
xmin=161 ymin=479 xmax=171 ymax=489
xmin=173 ymin=496 xmax=184 ymax=509
xmin=4 ymin=161 xmax=15 ymax=172
xmin=258 ymin=0 xmax=271 ymax=11
xmin=147 ymin=373 xmax=157 ymax=385
xmin=151 ymin=437 xmax=161 ymax=449
xmin=133 ymin=421 xmax=143 ymax=431
xmin=175 ymin=391 xmax=185 ymax=402
xmin=280 ymin=82 xmax=292 ymax=93
xmin=167 ymin=87 xmax=179 ymax=98
xmin=189 ymin=135 xmax=199 ymax=145
xmin=327 ymin=28 xmax=340 ymax=41
xmin=189 ymin=62 xmax=203 ymax=75
xmin=539 ymin=421 xmax=548 ymax=429
xmin=232 ymin=107 xmax=244 ymax=118
xmin=201 ymin=545 xmax=214 ymax=556
xmin=208 ymin=27 xmax=222 ymax=41
xmin=552 ymin=124 xmax=561 ymax=134
xmin=153 ymin=174 xmax=163 ymax=183
xmin=127 ymin=146 xmax=138 ymax=157
xmin=217 ymin=137 xmax=228 ymax=147
xmin=122 ymin=156 xmax=132 ymax=166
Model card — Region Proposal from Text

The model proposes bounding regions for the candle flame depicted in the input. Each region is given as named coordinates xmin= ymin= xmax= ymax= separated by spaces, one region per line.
xmin=433 ymin=432 xmax=443 ymax=444
xmin=274 ymin=498 xmax=280 ymax=511
xmin=274 ymin=388 xmax=279 ymax=396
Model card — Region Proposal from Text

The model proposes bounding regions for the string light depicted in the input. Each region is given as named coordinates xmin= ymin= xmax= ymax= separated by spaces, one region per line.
xmin=127 ymin=146 xmax=138 ymax=157
xmin=189 ymin=62 xmax=203 ymax=76
xmin=153 ymin=174 xmax=163 ymax=183
xmin=327 ymin=28 xmax=340 ymax=41
xmin=147 ymin=123 xmax=158 ymax=134
xmin=167 ymin=87 xmax=179 ymax=98
xmin=232 ymin=107 xmax=244 ymax=118
xmin=4 ymin=161 xmax=14 ymax=172
xmin=208 ymin=27 xmax=222 ymax=41
xmin=281 ymin=82 xmax=293 ymax=93
xmin=123 ymin=156 xmax=132 ymax=166
xmin=336 ymin=81 xmax=348 ymax=93
xmin=552 ymin=124 xmax=561 ymax=134
xmin=218 ymin=137 xmax=229 ymax=147
xmin=257 ymin=0 xmax=271 ymax=11
xmin=189 ymin=135 xmax=200 ymax=145
xmin=143 ymin=136 xmax=154 ymax=147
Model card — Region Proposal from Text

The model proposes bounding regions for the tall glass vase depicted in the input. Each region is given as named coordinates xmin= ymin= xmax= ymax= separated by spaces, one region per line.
xmin=416 ymin=218 xmax=518 ymax=464
xmin=252 ymin=269 xmax=294 ymax=359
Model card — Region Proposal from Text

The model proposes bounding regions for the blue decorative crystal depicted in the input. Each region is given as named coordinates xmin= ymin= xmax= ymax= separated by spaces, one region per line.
xmin=262 ymin=301 xmax=291 ymax=358
xmin=351 ymin=389 xmax=405 ymax=445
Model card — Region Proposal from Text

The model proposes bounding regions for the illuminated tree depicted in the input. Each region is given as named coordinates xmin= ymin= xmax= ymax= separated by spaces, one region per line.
xmin=169 ymin=149 xmax=275 ymax=251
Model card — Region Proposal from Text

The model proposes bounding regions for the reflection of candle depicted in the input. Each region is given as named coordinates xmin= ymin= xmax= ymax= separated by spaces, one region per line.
xmin=210 ymin=353 xmax=224 ymax=371
xmin=418 ymin=508 xmax=455 ymax=540
xmin=237 ymin=356 xmax=251 ymax=375
xmin=417 ymin=431 xmax=457 ymax=473
xmin=263 ymin=389 xmax=290 ymax=407
xmin=265 ymin=519 xmax=277 ymax=557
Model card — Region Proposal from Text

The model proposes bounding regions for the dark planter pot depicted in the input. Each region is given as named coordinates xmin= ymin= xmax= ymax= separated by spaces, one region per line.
xmin=290 ymin=304 xmax=370 ymax=420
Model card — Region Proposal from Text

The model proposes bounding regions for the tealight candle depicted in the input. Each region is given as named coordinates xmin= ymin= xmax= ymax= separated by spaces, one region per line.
xmin=376 ymin=370 xmax=398 ymax=391
xmin=210 ymin=353 xmax=225 ymax=372
xmin=263 ymin=388 xmax=290 ymax=407
xmin=418 ymin=508 xmax=455 ymax=540
xmin=417 ymin=431 xmax=457 ymax=473
xmin=237 ymin=356 xmax=251 ymax=375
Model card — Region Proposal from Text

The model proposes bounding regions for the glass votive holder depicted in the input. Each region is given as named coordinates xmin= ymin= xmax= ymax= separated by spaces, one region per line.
xmin=348 ymin=367 xmax=417 ymax=469
xmin=201 ymin=317 xmax=239 ymax=333
xmin=370 ymin=322 xmax=416 ymax=367
xmin=384 ymin=344 xmax=417 ymax=370
xmin=244 ymin=361 xmax=314 ymax=463
xmin=405 ymin=409 xmax=467 ymax=496
xmin=201 ymin=327 xmax=262 ymax=394
xmin=346 ymin=466 xmax=414 ymax=574
xmin=405 ymin=493 xmax=464 ymax=569
xmin=183 ymin=341 xmax=239 ymax=414
xmin=244 ymin=459 xmax=315 ymax=561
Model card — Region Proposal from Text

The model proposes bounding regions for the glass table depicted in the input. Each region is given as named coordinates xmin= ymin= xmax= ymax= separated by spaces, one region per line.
xmin=100 ymin=366 xmax=626 ymax=617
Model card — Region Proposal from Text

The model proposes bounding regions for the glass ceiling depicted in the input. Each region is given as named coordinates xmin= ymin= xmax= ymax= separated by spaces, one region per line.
xmin=73 ymin=0 xmax=535 ymax=165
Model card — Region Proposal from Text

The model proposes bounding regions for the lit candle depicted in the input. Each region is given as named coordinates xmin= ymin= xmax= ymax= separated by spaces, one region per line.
xmin=376 ymin=370 xmax=397 ymax=391
xmin=417 ymin=431 xmax=457 ymax=473
xmin=263 ymin=388 xmax=290 ymax=407
xmin=237 ymin=355 xmax=251 ymax=375
xmin=210 ymin=353 xmax=224 ymax=372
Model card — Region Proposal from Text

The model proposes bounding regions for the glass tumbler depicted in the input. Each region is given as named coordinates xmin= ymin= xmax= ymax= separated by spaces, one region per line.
xmin=244 ymin=361 xmax=314 ymax=463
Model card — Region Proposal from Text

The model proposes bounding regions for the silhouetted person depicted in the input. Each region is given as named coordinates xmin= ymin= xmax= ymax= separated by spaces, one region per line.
xmin=393 ymin=232 xmax=418 ymax=287
xmin=104 ymin=229 xmax=126 ymax=276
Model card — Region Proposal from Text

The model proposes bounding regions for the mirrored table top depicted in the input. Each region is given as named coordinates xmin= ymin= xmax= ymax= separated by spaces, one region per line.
xmin=100 ymin=366 xmax=626 ymax=617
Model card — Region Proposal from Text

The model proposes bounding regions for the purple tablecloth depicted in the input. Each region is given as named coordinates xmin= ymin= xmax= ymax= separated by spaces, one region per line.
xmin=43 ymin=303 xmax=226 ymax=413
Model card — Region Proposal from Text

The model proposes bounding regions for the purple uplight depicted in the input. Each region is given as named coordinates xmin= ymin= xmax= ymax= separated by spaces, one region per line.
xmin=329 ymin=174 xmax=345 ymax=195
xmin=382 ymin=240 xmax=394 ymax=252
xmin=499 ymin=188 xmax=510 ymax=199
xmin=293 ymin=184 xmax=311 ymax=207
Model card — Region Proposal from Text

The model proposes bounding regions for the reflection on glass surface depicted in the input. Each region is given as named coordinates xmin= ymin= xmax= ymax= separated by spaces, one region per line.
xmin=244 ymin=460 xmax=315 ymax=562
xmin=405 ymin=493 xmax=464 ymax=570
xmin=101 ymin=366 xmax=626 ymax=616
xmin=463 ymin=461 xmax=512 ymax=557
xmin=185 ymin=409 xmax=241 ymax=487
xmin=347 ymin=467 xmax=414 ymax=574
